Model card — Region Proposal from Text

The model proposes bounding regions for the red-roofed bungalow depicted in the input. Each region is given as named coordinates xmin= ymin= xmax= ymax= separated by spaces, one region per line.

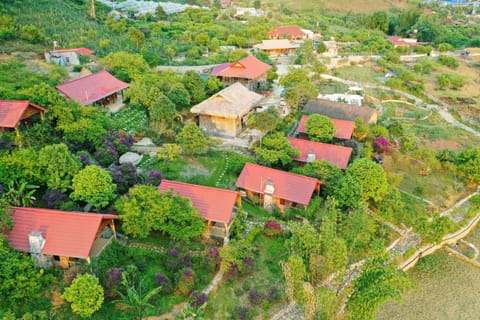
xmin=297 ymin=115 xmax=355 ymax=140
xmin=288 ymin=137 xmax=353 ymax=170
xmin=236 ymin=163 xmax=321 ymax=212
xmin=158 ymin=180 xmax=241 ymax=243
xmin=268 ymin=25 xmax=306 ymax=40
xmin=56 ymin=70 xmax=129 ymax=111
xmin=6 ymin=207 xmax=118 ymax=268
xmin=0 ymin=100 xmax=48 ymax=146
xmin=210 ymin=55 xmax=272 ymax=90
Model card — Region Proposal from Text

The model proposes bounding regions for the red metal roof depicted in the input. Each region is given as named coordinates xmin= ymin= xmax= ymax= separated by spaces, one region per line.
xmin=0 ymin=100 xmax=48 ymax=128
xmin=297 ymin=115 xmax=355 ymax=140
xmin=236 ymin=163 xmax=320 ymax=206
xmin=389 ymin=36 xmax=428 ymax=47
xmin=158 ymin=180 xmax=239 ymax=224
xmin=6 ymin=207 xmax=118 ymax=259
xmin=55 ymin=70 xmax=129 ymax=106
xmin=51 ymin=48 xmax=94 ymax=55
xmin=288 ymin=137 xmax=353 ymax=170
xmin=268 ymin=25 xmax=305 ymax=39
xmin=211 ymin=55 xmax=272 ymax=80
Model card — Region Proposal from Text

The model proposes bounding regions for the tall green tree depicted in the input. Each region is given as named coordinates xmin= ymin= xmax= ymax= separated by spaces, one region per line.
xmin=182 ymin=71 xmax=206 ymax=104
xmin=176 ymin=124 xmax=209 ymax=155
xmin=292 ymin=160 xmax=342 ymax=197
xmin=62 ymin=274 xmax=104 ymax=318
xmin=305 ymin=114 xmax=336 ymax=143
xmin=246 ymin=106 xmax=280 ymax=146
xmin=70 ymin=165 xmax=116 ymax=210
xmin=115 ymin=186 xmax=205 ymax=241
xmin=99 ymin=52 xmax=150 ymax=82
xmin=347 ymin=253 xmax=411 ymax=320
xmin=37 ymin=143 xmax=81 ymax=192
xmin=346 ymin=158 xmax=389 ymax=203
xmin=255 ymin=132 xmax=299 ymax=167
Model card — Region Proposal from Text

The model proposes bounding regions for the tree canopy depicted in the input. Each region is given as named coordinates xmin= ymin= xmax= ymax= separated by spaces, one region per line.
xmin=346 ymin=158 xmax=389 ymax=203
xmin=255 ymin=132 xmax=299 ymax=167
xmin=62 ymin=274 xmax=104 ymax=318
xmin=305 ymin=114 xmax=336 ymax=143
xmin=246 ymin=106 xmax=280 ymax=146
xmin=176 ymin=124 xmax=209 ymax=155
xmin=70 ymin=165 xmax=117 ymax=210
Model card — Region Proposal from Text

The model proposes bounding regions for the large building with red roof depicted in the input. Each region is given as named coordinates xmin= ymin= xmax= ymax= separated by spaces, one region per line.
xmin=56 ymin=70 xmax=129 ymax=111
xmin=268 ymin=25 xmax=307 ymax=40
xmin=0 ymin=100 xmax=48 ymax=145
xmin=297 ymin=115 xmax=355 ymax=140
xmin=287 ymin=137 xmax=353 ymax=170
xmin=210 ymin=55 xmax=272 ymax=90
xmin=6 ymin=207 xmax=118 ymax=268
xmin=236 ymin=163 xmax=321 ymax=212
xmin=388 ymin=36 xmax=428 ymax=47
xmin=158 ymin=180 xmax=241 ymax=242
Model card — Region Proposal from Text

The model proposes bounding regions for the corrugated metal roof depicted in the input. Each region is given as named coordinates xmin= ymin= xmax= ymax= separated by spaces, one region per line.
xmin=236 ymin=163 xmax=320 ymax=206
xmin=56 ymin=70 xmax=129 ymax=106
xmin=304 ymin=99 xmax=378 ymax=124
xmin=51 ymin=48 xmax=94 ymax=55
xmin=6 ymin=207 xmax=118 ymax=259
xmin=288 ymin=137 xmax=353 ymax=170
xmin=158 ymin=180 xmax=239 ymax=224
xmin=268 ymin=25 xmax=305 ymax=38
xmin=0 ymin=100 xmax=48 ymax=128
xmin=297 ymin=115 xmax=355 ymax=140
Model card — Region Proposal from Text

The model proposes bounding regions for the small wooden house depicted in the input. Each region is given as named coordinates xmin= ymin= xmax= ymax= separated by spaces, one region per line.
xmin=158 ymin=180 xmax=241 ymax=244
xmin=56 ymin=70 xmax=129 ymax=112
xmin=6 ymin=207 xmax=118 ymax=268
xmin=287 ymin=137 xmax=353 ymax=170
xmin=296 ymin=115 xmax=355 ymax=140
xmin=0 ymin=100 xmax=48 ymax=145
xmin=304 ymin=98 xmax=378 ymax=124
xmin=190 ymin=82 xmax=264 ymax=137
xmin=210 ymin=55 xmax=272 ymax=90
xmin=236 ymin=163 xmax=321 ymax=212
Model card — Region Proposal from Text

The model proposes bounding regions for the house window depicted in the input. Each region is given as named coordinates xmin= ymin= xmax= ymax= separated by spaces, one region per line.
xmin=279 ymin=198 xmax=286 ymax=205
xmin=53 ymin=255 xmax=60 ymax=261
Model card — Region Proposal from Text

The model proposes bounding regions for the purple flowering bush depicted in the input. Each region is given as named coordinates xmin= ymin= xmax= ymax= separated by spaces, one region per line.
xmin=248 ymin=288 xmax=263 ymax=305
xmin=263 ymin=219 xmax=283 ymax=236
xmin=145 ymin=170 xmax=163 ymax=186
xmin=175 ymin=268 xmax=196 ymax=296
xmin=42 ymin=189 xmax=66 ymax=209
xmin=189 ymin=290 xmax=207 ymax=308
xmin=111 ymin=163 xmax=139 ymax=194
xmin=373 ymin=136 xmax=391 ymax=154
xmin=155 ymin=273 xmax=173 ymax=294
xmin=94 ymin=140 xmax=119 ymax=166
xmin=231 ymin=305 xmax=255 ymax=320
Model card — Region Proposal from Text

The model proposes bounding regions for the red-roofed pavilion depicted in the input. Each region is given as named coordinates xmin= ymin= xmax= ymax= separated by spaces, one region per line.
xmin=158 ymin=180 xmax=241 ymax=242
xmin=236 ymin=163 xmax=321 ymax=212
xmin=0 ymin=100 xmax=48 ymax=146
xmin=268 ymin=25 xmax=306 ymax=40
xmin=56 ymin=70 xmax=129 ymax=111
xmin=6 ymin=207 xmax=118 ymax=268
xmin=288 ymin=137 xmax=352 ymax=170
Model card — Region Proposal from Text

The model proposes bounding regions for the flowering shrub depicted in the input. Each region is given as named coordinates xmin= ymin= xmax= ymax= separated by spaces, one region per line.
xmin=42 ymin=189 xmax=66 ymax=209
xmin=189 ymin=290 xmax=207 ymax=308
xmin=263 ymin=219 xmax=283 ymax=236
xmin=373 ymin=136 xmax=391 ymax=154
xmin=103 ymin=268 xmax=123 ymax=297
xmin=175 ymin=268 xmax=195 ymax=296
xmin=94 ymin=140 xmax=119 ymax=166
xmin=231 ymin=305 xmax=254 ymax=320
xmin=145 ymin=170 xmax=163 ymax=186
xmin=155 ymin=273 xmax=173 ymax=294
xmin=111 ymin=163 xmax=139 ymax=194
xmin=248 ymin=288 xmax=263 ymax=305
